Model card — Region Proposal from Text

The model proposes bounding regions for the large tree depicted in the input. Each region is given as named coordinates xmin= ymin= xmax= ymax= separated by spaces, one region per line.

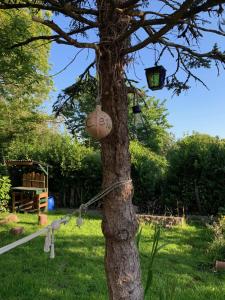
xmin=0 ymin=9 xmax=51 ymax=99
xmin=1 ymin=1 xmax=225 ymax=299
xmin=0 ymin=9 xmax=52 ymax=149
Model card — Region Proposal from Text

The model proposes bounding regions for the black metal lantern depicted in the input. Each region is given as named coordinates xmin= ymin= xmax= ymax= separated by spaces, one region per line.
xmin=145 ymin=65 xmax=166 ymax=90
xmin=132 ymin=105 xmax=141 ymax=114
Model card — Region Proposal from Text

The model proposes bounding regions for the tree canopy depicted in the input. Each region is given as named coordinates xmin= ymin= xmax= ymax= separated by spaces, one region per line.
xmin=0 ymin=9 xmax=52 ymax=100
xmin=129 ymin=97 xmax=173 ymax=154
xmin=1 ymin=1 xmax=225 ymax=96
xmin=0 ymin=9 xmax=53 ymax=150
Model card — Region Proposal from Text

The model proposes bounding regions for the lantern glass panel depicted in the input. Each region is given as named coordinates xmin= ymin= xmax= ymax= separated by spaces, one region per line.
xmin=150 ymin=72 xmax=160 ymax=88
xmin=145 ymin=66 xmax=166 ymax=90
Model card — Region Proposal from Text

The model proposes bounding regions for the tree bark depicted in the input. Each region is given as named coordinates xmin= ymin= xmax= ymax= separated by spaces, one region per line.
xmin=194 ymin=179 xmax=202 ymax=214
xmin=98 ymin=1 xmax=143 ymax=299
xmin=69 ymin=187 xmax=75 ymax=208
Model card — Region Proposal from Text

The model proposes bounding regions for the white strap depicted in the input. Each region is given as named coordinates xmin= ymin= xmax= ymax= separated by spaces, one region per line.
xmin=0 ymin=228 xmax=48 ymax=255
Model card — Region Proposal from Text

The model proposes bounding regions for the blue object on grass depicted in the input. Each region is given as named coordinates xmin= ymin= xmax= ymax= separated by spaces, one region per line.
xmin=48 ymin=195 xmax=55 ymax=211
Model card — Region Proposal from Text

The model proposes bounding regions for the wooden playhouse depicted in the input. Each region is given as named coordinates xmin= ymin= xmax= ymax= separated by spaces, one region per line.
xmin=6 ymin=160 xmax=49 ymax=213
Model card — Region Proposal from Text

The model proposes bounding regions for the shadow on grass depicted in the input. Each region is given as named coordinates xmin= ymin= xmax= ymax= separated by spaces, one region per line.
xmin=16 ymin=221 xmax=38 ymax=225
xmin=0 ymin=233 xmax=107 ymax=300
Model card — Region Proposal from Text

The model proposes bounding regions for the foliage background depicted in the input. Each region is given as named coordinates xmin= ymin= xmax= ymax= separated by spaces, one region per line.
xmin=0 ymin=9 xmax=52 ymax=150
xmin=1 ymin=10 xmax=225 ymax=215
xmin=0 ymin=176 xmax=11 ymax=212
xmin=165 ymin=134 xmax=225 ymax=215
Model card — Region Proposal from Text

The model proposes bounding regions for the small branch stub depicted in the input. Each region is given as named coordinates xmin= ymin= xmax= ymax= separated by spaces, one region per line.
xmin=85 ymin=105 xmax=112 ymax=140
xmin=215 ymin=260 xmax=225 ymax=271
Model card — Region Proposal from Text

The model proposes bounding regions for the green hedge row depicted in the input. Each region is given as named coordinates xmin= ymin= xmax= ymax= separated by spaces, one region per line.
xmin=7 ymin=134 xmax=166 ymax=210
xmin=6 ymin=132 xmax=225 ymax=215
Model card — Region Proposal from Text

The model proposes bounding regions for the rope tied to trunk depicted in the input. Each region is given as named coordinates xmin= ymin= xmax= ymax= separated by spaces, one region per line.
xmin=76 ymin=180 xmax=132 ymax=227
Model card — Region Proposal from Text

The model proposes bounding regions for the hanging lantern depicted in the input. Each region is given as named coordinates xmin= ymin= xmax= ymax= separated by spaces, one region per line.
xmin=145 ymin=66 xmax=166 ymax=90
xmin=132 ymin=105 xmax=141 ymax=114
xmin=85 ymin=105 xmax=112 ymax=140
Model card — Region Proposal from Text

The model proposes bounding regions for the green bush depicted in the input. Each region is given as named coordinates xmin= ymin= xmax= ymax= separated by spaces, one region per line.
xmin=0 ymin=176 xmax=11 ymax=212
xmin=165 ymin=134 xmax=225 ymax=215
xmin=208 ymin=216 xmax=225 ymax=261
xmin=8 ymin=133 xmax=102 ymax=208
xmin=130 ymin=141 xmax=168 ymax=212
xmin=8 ymin=135 xmax=167 ymax=211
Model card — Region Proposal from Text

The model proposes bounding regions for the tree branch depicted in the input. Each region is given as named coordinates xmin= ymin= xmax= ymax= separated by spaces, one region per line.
xmin=0 ymin=0 xmax=98 ymax=15
xmin=187 ymin=23 xmax=225 ymax=38
xmin=118 ymin=1 xmax=225 ymax=46
xmin=117 ymin=0 xmax=140 ymax=9
xmin=53 ymin=60 xmax=96 ymax=115
xmin=0 ymin=1 xmax=98 ymax=27
xmin=158 ymin=0 xmax=179 ymax=11
xmin=32 ymin=16 xmax=98 ymax=51
xmin=79 ymin=60 xmax=96 ymax=81
xmin=159 ymin=39 xmax=225 ymax=63
xmin=10 ymin=35 xmax=57 ymax=49
xmin=179 ymin=53 xmax=209 ymax=90
xmin=47 ymin=0 xmax=98 ymax=15
xmin=127 ymin=86 xmax=144 ymax=97
xmin=10 ymin=26 xmax=93 ymax=49
xmin=121 ymin=0 xmax=196 ymax=52
xmin=117 ymin=19 xmax=168 ymax=44
xmin=183 ymin=0 xmax=225 ymax=18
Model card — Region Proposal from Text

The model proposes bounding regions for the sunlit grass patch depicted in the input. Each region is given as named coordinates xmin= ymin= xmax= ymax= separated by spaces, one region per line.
xmin=0 ymin=212 xmax=225 ymax=299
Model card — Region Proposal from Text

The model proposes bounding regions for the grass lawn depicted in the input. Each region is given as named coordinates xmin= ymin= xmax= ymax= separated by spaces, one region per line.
xmin=0 ymin=212 xmax=225 ymax=300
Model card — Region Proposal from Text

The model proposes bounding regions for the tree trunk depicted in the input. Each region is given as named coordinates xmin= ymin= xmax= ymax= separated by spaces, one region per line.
xmin=69 ymin=187 xmax=75 ymax=208
xmin=98 ymin=1 xmax=143 ymax=299
xmin=62 ymin=190 xmax=66 ymax=208
xmin=194 ymin=179 xmax=202 ymax=214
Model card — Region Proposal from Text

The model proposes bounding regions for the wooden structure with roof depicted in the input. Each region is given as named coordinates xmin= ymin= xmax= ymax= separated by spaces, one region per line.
xmin=6 ymin=160 xmax=49 ymax=213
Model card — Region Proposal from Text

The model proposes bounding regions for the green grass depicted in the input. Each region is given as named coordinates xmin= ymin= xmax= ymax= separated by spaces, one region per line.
xmin=0 ymin=212 xmax=224 ymax=300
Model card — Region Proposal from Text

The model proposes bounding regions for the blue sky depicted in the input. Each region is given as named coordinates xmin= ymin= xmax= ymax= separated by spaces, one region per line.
xmin=46 ymin=17 xmax=225 ymax=140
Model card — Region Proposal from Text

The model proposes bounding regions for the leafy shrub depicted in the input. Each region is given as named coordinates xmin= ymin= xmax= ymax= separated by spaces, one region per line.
xmin=8 ymin=135 xmax=167 ymax=211
xmin=0 ymin=176 xmax=11 ymax=212
xmin=165 ymin=134 xmax=225 ymax=215
xmin=8 ymin=133 xmax=102 ymax=208
xmin=130 ymin=141 xmax=168 ymax=212
xmin=208 ymin=216 xmax=225 ymax=261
